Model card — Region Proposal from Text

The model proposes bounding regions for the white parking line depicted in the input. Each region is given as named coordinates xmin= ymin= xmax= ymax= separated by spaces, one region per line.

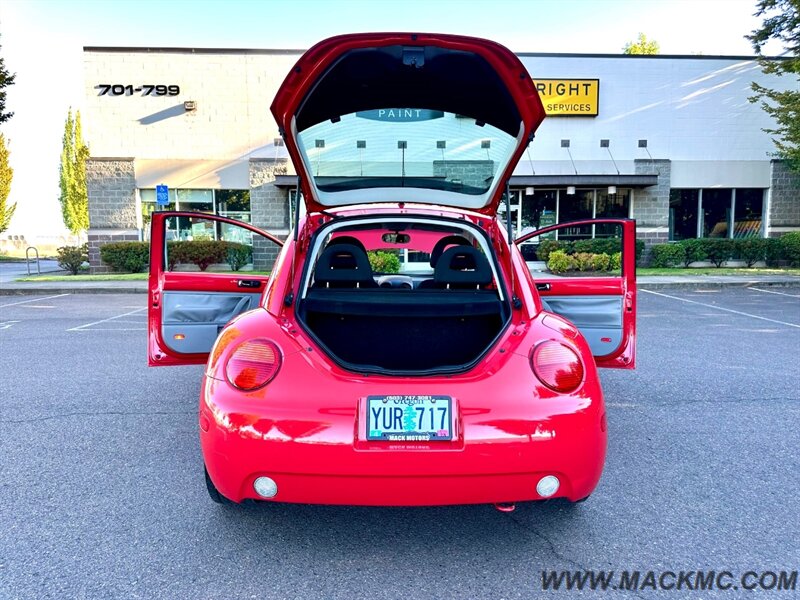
xmin=642 ymin=289 xmax=800 ymax=328
xmin=67 ymin=307 xmax=147 ymax=331
xmin=0 ymin=293 xmax=70 ymax=308
xmin=748 ymin=287 xmax=800 ymax=298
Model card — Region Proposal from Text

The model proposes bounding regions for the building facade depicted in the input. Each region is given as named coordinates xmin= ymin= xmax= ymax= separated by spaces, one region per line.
xmin=82 ymin=46 xmax=799 ymax=271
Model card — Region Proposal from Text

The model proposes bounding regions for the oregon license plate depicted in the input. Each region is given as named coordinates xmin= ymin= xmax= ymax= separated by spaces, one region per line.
xmin=366 ymin=395 xmax=453 ymax=441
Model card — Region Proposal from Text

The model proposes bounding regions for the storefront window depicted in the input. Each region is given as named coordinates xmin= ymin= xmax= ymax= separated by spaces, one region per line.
xmin=520 ymin=190 xmax=557 ymax=233
xmin=139 ymin=188 xmax=252 ymax=241
xmin=669 ymin=189 xmax=699 ymax=241
xmin=596 ymin=189 xmax=630 ymax=236
xmin=558 ymin=190 xmax=593 ymax=239
xmin=702 ymin=189 xmax=732 ymax=238
xmin=733 ymin=189 xmax=764 ymax=238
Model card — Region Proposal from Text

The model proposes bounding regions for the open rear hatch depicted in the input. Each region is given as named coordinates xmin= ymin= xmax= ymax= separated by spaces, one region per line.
xmin=270 ymin=33 xmax=546 ymax=215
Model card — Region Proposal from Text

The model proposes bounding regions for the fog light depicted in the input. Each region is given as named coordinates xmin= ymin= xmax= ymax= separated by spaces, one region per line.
xmin=536 ymin=475 xmax=560 ymax=498
xmin=253 ymin=476 xmax=278 ymax=498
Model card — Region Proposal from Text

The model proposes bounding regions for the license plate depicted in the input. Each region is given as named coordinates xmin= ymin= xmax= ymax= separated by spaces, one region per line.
xmin=366 ymin=395 xmax=453 ymax=441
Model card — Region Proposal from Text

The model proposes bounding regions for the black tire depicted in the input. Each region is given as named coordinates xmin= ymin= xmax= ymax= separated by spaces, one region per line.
xmin=204 ymin=467 xmax=231 ymax=504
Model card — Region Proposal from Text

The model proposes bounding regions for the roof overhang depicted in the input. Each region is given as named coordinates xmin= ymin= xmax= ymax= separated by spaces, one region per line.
xmin=274 ymin=174 xmax=659 ymax=189
xmin=510 ymin=174 xmax=658 ymax=188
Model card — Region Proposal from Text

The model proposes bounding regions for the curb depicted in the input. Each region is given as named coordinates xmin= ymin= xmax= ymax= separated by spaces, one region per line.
xmin=0 ymin=286 xmax=147 ymax=295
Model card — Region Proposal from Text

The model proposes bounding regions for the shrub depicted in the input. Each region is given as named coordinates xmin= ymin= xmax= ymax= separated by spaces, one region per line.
xmin=635 ymin=239 xmax=645 ymax=261
xmin=535 ymin=239 xmax=562 ymax=262
xmin=547 ymin=250 xmax=574 ymax=274
xmin=611 ymin=252 xmax=622 ymax=271
xmin=735 ymin=238 xmax=768 ymax=267
xmin=573 ymin=252 xmax=595 ymax=272
xmin=765 ymin=237 xmax=785 ymax=266
xmin=780 ymin=231 xmax=800 ymax=266
xmin=705 ymin=238 xmax=735 ymax=267
xmin=591 ymin=252 xmax=611 ymax=271
xmin=650 ymin=243 xmax=685 ymax=268
xmin=680 ymin=238 xmax=708 ymax=267
xmin=224 ymin=242 xmax=252 ymax=271
xmin=57 ymin=244 xmax=88 ymax=275
xmin=368 ymin=250 xmax=401 ymax=273
xmin=99 ymin=241 xmax=150 ymax=272
xmin=168 ymin=240 xmax=227 ymax=271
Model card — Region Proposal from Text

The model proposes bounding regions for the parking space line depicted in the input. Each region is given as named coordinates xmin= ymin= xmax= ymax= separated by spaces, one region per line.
xmin=642 ymin=289 xmax=800 ymax=328
xmin=0 ymin=293 xmax=70 ymax=308
xmin=748 ymin=287 xmax=800 ymax=298
xmin=67 ymin=307 xmax=147 ymax=331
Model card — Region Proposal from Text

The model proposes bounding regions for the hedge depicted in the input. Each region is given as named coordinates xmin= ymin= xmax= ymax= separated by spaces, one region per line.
xmin=99 ymin=240 xmax=253 ymax=272
xmin=547 ymin=250 xmax=615 ymax=274
xmin=367 ymin=250 xmax=401 ymax=274
xmin=100 ymin=241 xmax=150 ymax=273
xmin=535 ymin=237 xmax=644 ymax=262
xmin=649 ymin=235 xmax=800 ymax=268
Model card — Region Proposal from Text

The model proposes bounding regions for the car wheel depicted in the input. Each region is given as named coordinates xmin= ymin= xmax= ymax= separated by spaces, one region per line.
xmin=204 ymin=467 xmax=231 ymax=504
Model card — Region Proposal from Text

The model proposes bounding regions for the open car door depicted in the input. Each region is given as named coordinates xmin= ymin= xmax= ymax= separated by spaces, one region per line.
xmin=516 ymin=218 xmax=637 ymax=369
xmin=148 ymin=211 xmax=283 ymax=366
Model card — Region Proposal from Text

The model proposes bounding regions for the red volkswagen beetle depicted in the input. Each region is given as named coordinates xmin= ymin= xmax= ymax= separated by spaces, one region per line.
xmin=147 ymin=33 xmax=637 ymax=507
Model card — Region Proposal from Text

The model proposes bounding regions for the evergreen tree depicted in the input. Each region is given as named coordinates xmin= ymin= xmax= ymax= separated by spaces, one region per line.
xmin=0 ymin=36 xmax=15 ymax=124
xmin=747 ymin=0 xmax=800 ymax=172
xmin=58 ymin=109 xmax=90 ymax=234
xmin=0 ymin=134 xmax=14 ymax=233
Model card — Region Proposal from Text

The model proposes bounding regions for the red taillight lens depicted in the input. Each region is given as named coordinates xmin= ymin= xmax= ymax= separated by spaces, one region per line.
xmin=531 ymin=341 xmax=584 ymax=393
xmin=225 ymin=339 xmax=282 ymax=391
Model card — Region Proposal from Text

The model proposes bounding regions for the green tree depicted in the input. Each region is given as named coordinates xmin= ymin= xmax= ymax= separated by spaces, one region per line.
xmin=0 ymin=36 xmax=15 ymax=124
xmin=622 ymin=33 xmax=660 ymax=55
xmin=747 ymin=0 xmax=800 ymax=172
xmin=58 ymin=109 xmax=90 ymax=234
xmin=0 ymin=134 xmax=14 ymax=233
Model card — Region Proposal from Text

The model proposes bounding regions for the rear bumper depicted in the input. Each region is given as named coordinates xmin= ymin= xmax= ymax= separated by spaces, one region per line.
xmin=200 ymin=348 xmax=607 ymax=505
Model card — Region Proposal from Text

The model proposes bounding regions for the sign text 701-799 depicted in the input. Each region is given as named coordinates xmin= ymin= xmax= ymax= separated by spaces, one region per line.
xmin=96 ymin=84 xmax=180 ymax=97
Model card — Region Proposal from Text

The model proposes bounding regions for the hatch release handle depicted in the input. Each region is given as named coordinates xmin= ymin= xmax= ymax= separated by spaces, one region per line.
xmin=402 ymin=47 xmax=425 ymax=68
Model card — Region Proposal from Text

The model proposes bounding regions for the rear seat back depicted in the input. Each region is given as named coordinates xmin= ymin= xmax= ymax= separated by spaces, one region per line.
xmin=433 ymin=246 xmax=492 ymax=289
xmin=314 ymin=244 xmax=378 ymax=288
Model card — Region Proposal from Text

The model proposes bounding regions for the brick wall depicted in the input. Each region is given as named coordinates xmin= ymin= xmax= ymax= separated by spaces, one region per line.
xmin=249 ymin=158 xmax=289 ymax=270
xmin=433 ymin=160 xmax=494 ymax=190
xmin=633 ymin=159 xmax=671 ymax=251
xmin=86 ymin=158 xmax=138 ymax=272
xmin=769 ymin=160 xmax=800 ymax=236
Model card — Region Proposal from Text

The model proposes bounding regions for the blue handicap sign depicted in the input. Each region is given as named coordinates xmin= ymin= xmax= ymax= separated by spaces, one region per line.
xmin=156 ymin=184 xmax=169 ymax=206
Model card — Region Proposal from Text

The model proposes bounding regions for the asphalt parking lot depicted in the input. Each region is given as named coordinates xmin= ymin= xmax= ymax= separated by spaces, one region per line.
xmin=1 ymin=288 xmax=798 ymax=599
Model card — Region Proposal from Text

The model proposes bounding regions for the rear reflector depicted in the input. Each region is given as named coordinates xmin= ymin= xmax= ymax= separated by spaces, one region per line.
xmin=225 ymin=339 xmax=282 ymax=391
xmin=531 ymin=341 xmax=584 ymax=393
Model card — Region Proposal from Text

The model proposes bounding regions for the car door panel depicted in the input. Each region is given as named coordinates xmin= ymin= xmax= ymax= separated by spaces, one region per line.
xmin=515 ymin=218 xmax=636 ymax=369
xmin=148 ymin=212 xmax=283 ymax=366
xmin=161 ymin=291 xmax=261 ymax=354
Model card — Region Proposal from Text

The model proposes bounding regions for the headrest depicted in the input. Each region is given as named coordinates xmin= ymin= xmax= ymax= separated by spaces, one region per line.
xmin=429 ymin=235 xmax=471 ymax=267
xmin=328 ymin=235 xmax=367 ymax=254
xmin=433 ymin=246 xmax=492 ymax=287
xmin=314 ymin=244 xmax=375 ymax=286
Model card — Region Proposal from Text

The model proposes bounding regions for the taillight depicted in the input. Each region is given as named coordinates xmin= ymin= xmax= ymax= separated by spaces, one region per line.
xmin=225 ymin=339 xmax=282 ymax=391
xmin=531 ymin=341 xmax=584 ymax=393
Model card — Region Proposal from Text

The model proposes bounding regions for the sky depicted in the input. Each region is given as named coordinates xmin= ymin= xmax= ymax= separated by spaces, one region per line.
xmin=0 ymin=0 xmax=784 ymax=238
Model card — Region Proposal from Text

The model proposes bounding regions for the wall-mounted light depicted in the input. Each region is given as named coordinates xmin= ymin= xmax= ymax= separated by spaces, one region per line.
xmin=273 ymin=137 xmax=285 ymax=147
xmin=525 ymin=186 xmax=535 ymax=196
xmin=567 ymin=186 xmax=576 ymax=195
xmin=183 ymin=100 xmax=197 ymax=112
xmin=608 ymin=185 xmax=617 ymax=195
xmin=561 ymin=139 xmax=578 ymax=175
xmin=315 ymin=139 xmax=325 ymax=148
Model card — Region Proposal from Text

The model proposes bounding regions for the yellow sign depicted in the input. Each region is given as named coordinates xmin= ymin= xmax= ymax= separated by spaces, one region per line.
xmin=533 ymin=79 xmax=599 ymax=117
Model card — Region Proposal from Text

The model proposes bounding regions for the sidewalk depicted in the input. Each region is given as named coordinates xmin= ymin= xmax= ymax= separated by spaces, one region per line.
xmin=1 ymin=274 xmax=799 ymax=295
